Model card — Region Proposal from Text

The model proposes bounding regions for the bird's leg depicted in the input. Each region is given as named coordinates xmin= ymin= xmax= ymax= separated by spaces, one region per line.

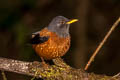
xmin=41 ymin=57 xmax=48 ymax=68
xmin=41 ymin=57 xmax=45 ymax=64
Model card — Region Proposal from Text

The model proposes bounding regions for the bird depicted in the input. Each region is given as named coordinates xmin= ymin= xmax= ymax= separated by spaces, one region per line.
xmin=30 ymin=16 xmax=78 ymax=64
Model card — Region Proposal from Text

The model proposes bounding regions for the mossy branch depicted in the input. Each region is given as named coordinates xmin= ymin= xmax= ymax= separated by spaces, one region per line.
xmin=0 ymin=57 xmax=120 ymax=80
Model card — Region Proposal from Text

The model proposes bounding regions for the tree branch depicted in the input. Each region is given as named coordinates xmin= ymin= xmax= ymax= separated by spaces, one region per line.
xmin=0 ymin=57 xmax=119 ymax=80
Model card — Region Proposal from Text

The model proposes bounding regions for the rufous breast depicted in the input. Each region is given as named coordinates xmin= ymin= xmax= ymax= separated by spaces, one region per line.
xmin=32 ymin=28 xmax=70 ymax=60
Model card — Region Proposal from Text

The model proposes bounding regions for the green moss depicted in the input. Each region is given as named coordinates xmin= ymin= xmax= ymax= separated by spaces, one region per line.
xmin=31 ymin=66 xmax=61 ymax=78
xmin=30 ymin=64 xmax=73 ymax=79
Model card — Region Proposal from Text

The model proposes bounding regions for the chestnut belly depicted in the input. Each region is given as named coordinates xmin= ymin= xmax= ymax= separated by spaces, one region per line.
xmin=33 ymin=43 xmax=70 ymax=60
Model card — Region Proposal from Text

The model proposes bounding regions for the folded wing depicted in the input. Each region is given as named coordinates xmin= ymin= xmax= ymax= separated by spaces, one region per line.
xmin=31 ymin=33 xmax=49 ymax=44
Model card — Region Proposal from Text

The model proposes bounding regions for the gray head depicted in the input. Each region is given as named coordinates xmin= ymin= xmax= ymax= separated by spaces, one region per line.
xmin=47 ymin=16 xmax=78 ymax=37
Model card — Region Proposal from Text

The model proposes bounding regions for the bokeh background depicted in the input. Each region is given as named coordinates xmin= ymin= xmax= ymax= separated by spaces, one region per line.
xmin=0 ymin=0 xmax=120 ymax=80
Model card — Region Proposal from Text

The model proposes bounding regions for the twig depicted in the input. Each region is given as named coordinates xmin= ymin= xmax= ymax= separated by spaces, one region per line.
xmin=112 ymin=72 xmax=120 ymax=78
xmin=1 ymin=71 xmax=7 ymax=80
xmin=85 ymin=17 xmax=120 ymax=70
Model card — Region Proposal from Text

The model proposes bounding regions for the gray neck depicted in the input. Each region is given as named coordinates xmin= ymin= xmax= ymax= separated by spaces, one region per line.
xmin=47 ymin=25 xmax=70 ymax=38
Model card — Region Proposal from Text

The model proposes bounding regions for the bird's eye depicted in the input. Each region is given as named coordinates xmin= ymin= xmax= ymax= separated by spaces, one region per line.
xmin=59 ymin=20 xmax=65 ymax=24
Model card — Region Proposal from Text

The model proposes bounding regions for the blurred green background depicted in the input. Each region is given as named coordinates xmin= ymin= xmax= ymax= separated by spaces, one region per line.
xmin=0 ymin=0 xmax=120 ymax=80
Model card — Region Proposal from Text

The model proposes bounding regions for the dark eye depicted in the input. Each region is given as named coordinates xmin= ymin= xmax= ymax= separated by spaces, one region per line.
xmin=59 ymin=20 xmax=65 ymax=24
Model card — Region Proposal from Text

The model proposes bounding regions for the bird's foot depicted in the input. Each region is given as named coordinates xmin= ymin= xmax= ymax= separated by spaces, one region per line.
xmin=40 ymin=57 xmax=49 ymax=69
xmin=41 ymin=61 xmax=49 ymax=69
xmin=52 ymin=58 xmax=71 ymax=68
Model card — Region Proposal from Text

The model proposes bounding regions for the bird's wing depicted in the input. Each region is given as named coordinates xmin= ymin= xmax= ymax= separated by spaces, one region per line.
xmin=31 ymin=33 xmax=49 ymax=44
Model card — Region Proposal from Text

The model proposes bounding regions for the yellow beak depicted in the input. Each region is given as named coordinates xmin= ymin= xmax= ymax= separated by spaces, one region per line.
xmin=66 ymin=19 xmax=78 ymax=24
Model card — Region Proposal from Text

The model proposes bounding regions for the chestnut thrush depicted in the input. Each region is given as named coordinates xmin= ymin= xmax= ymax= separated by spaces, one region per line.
xmin=31 ymin=16 xmax=78 ymax=63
